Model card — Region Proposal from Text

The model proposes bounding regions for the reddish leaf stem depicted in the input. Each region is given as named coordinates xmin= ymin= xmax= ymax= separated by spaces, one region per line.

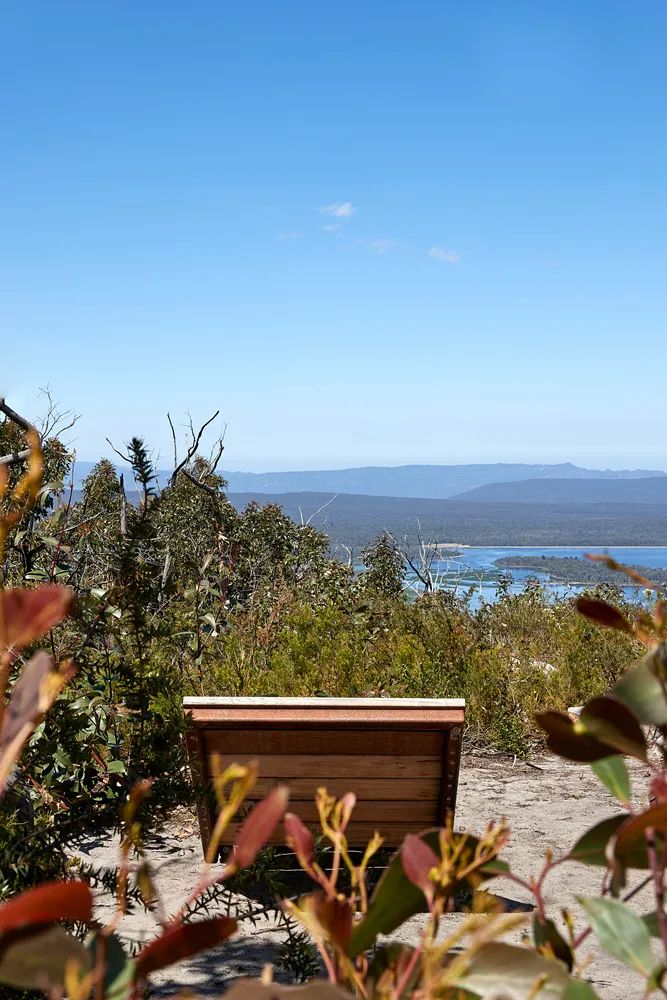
xmin=647 ymin=828 xmax=667 ymax=960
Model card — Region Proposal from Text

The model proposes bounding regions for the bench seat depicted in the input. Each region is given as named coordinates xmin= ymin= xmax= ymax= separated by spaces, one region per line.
xmin=184 ymin=696 xmax=465 ymax=851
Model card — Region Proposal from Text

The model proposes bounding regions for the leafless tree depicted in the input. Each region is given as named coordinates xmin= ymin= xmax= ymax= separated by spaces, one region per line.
xmin=386 ymin=521 xmax=457 ymax=595
xmin=167 ymin=409 xmax=227 ymax=495
xmin=338 ymin=543 xmax=355 ymax=568
xmin=298 ymin=494 xmax=337 ymax=528
xmin=36 ymin=387 xmax=80 ymax=443
xmin=0 ymin=390 xmax=80 ymax=468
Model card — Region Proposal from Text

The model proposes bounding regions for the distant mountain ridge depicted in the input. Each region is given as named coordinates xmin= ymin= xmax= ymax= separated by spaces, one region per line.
xmin=451 ymin=477 xmax=667 ymax=505
xmin=71 ymin=460 xmax=667 ymax=498
xmin=221 ymin=462 xmax=666 ymax=498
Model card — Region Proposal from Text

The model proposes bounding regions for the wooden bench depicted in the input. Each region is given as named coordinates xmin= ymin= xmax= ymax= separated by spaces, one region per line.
xmin=184 ymin=696 xmax=465 ymax=853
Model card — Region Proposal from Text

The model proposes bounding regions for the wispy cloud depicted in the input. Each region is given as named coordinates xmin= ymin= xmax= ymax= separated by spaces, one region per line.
xmin=279 ymin=232 xmax=304 ymax=240
xmin=322 ymin=223 xmax=342 ymax=232
xmin=320 ymin=201 xmax=356 ymax=218
xmin=360 ymin=237 xmax=395 ymax=254
xmin=428 ymin=246 xmax=460 ymax=263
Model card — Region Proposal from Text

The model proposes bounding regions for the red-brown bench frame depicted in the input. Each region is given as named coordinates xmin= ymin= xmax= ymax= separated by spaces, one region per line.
xmin=184 ymin=696 xmax=465 ymax=852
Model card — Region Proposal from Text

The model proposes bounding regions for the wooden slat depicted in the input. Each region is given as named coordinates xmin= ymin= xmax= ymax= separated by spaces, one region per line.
xmin=190 ymin=708 xmax=464 ymax=726
xmin=207 ymin=754 xmax=441 ymax=779
xmin=219 ymin=821 xmax=434 ymax=847
xmin=204 ymin=728 xmax=444 ymax=756
xmin=242 ymin=800 xmax=436 ymax=823
xmin=250 ymin=776 xmax=439 ymax=801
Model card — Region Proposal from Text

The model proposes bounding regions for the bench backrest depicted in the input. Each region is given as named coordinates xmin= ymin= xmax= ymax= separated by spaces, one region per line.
xmin=184 ymin=696 xmax=465 ymax=851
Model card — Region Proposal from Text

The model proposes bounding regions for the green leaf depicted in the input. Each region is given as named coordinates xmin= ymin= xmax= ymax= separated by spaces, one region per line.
xmin=591 ymin=756 xmax=631 ymax=803
xmin=107 ymin=760 xmax=127 ymax=774
xmin=24 ymin=568 xmax=49 ymax=581
xmin=569 ymin=816 xmax=627 ymax=867
xmin=641 ymin=910 xmax=666 ymax=938
xmin=612 ymin=647 xmax=667 ymax=727
xmin=0 ymin=925 xmax=92 ymax=989
xmin=564 ymin=982 xmax=601 ymax=999
xmin=456 ymin=942 xmax=569 ymax=999
xmin=85 ymin=932 xmax=133 ymax=1000
xmin=578 ymin=897 xmax=655 ymax=976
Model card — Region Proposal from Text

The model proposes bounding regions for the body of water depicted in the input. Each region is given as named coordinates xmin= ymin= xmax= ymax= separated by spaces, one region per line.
xmin=405 ymin=545 xmax=667 ymax=607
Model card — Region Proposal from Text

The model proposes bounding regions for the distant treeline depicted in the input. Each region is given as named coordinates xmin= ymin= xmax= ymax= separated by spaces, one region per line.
xmin=228 ymin=492 xmax=667 ymax=550
xmin=495 ymin=555 xmax=667 ymax=585
xmin=73 ymin=487 xmax=667 ymax=550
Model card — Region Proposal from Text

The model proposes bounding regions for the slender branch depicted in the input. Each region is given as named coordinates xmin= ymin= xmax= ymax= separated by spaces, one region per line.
xmin=303 ymin=494 xmax=338 ymax=527
xmin=170 ymin=410 xmax=220 ymax=484
xmin=167 ymin=412 xmax=178 ymax=470
xmin=106 ymin=438 xmax=131 ymax=466
xmin=182 ymin=470 xmax=218 ymax=497
xmin=647 ymin=829 xmax=667 ymax=960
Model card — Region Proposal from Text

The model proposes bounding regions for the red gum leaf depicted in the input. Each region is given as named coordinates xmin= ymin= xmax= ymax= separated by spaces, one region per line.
xmin=0 ymin=881 xmax=92 ymax=933
xmin=613 ymin=803 xmax=667 ymax=863
xmin=285 ymin=813 xmax=314 ymax=864
xmin=401 ymin=834 xmax=439 ymax=905
xmin=535 ymin=711 xmax=616 ymax=763
xmin=134 ymin=917 xmax=237 ymax=979
xmin=0 ymin=586 xmax=72 ymax=659
xmin=580 ymin=696 xmax=647 ymax=761
xmin=233 ymin=786 xmax=289 ymax=869
xmin=576 ymin=597 xmax=632 ymax=634
xmin=1 ymin=652 xmax=54 ymax=747
xmin=312 ymin=895 xmax=353 ymax=949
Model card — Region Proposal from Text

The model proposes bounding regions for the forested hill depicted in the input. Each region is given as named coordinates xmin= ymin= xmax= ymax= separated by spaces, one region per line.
xmin=451 ymin=477 xmax=667 ymax=504
xmin=495 ymin=555 xmax=667 ymax=584
xmin=222 ymin=462 xmax=665 ymax=499
xmin=227 ymin=491 xmax=667 ymax=549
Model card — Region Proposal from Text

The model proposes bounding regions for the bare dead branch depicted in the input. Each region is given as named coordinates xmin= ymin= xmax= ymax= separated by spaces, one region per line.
xmin=302 ymin=494 xmax=338 ymax=527
xmin=170 ymin=410 xmax=221 ymax=485
xmin=0 ymin=397 xmax=36 ymax=466
xmin=36 ymin=387 xmax=80 ymax=441
xmin=339 ymin=543 xmax=355 ymax=568
xmin=167 ymin=412 xmax=178 ymax=470
xmin=119 ymin=473 xmax=127 ymax=537
xmin=182 ymin=469 xmax=219 ymax=497
xmin=207 ymin=428 xmax=227 ymax=476
xmin=0 ymin=397 xmax=33 ymax=432
xmin=104 ymin=438 xmax=132 ymax=467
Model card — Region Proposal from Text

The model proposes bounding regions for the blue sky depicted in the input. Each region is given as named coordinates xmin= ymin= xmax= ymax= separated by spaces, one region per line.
xmin=2 ymin=2 xmax=666 ymax=471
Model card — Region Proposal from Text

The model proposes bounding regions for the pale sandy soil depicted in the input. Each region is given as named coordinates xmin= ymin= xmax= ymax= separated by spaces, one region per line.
xmin=74 ymin=753 xmax=658 ymax=999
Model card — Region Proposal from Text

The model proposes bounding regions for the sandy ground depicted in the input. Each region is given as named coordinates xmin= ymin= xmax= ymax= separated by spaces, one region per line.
xmin=74 ymin=753 xmax=657 ymax=999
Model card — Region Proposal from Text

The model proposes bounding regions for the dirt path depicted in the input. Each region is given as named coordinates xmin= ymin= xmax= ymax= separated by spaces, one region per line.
xmin=75 ymin=752 xmax=656 ymax=998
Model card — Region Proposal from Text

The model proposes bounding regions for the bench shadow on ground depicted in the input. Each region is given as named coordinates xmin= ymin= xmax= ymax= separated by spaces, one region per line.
xmin=151 ymin=891 xmax=533 ymax=996
xmin=153 ymin=935 xmax=286 ymax=996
